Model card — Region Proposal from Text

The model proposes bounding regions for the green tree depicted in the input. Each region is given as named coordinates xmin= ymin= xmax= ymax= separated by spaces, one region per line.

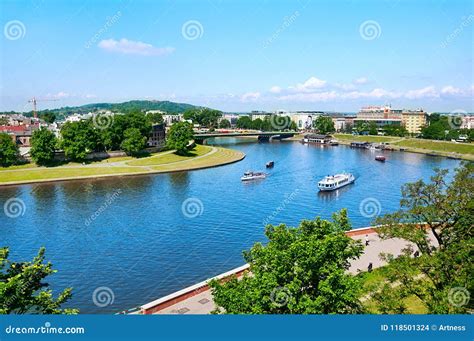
xmin=166 ymin=121 xmax=194 ymax=155
xmin=39 ymin=112 xmax=56 ymax=124
xmin=121 ymin=128 xmax=147 ymax=156
xmin=100 ymin=110 xmax=152 ymax=150
xmin=344 ymin=123 xmax=353 ymax=134
xmin=314 ymin=116 xmax=335 ymax=134
xmin=147 ymin=112 xmax=164 ymax=125
xmin=368 ymin=122 xmax=378 ymax=135
xmin=289 ymin=121 xmax=298 ymax=131
xmin=0 ymin=117 xmax=9 ymax=125
xmin=183 ymin=108 xmax=222 ymax=128
xmin=60 ymin=120 xmax=100 ymax=161
xmin=0 ymin=133 xmax=19 ymax=167
xmin=30 ymin=128 xmax=58 ymax=166
xmin=209 ymin=210 xmax=364 ymax=314
xmin=236 ymin=116 xmax=253 ymax=129
xmin=382 ymin=124 xmax=407 ymax=137
xmin=219 ymin=119 xmax=231 ymax=129
xmin=373 ymin=163 xmax=473 ymax=313
xmin=0 ymin=247 xmax=77 ymax=314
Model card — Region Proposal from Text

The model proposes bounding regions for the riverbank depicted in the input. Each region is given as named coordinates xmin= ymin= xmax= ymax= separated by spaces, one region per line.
xmin=0 ymin=145 xmax=245 ymax=186
xmin=136 ymin=226 xmax=432 ymax=315
xmin=334 ymin=134 xmax=474 ymax=161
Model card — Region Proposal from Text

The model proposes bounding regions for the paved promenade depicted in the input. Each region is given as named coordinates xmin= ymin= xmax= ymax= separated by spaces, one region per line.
xmin=139 ymin=227 xmax=436 ymax=315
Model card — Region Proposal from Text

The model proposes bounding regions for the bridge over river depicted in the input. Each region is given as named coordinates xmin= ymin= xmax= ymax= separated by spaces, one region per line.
xmin=194 ymin=131 xmax=296 ymax=142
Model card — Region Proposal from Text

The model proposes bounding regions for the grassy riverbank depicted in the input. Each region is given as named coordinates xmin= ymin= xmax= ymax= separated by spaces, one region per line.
xmin=0 ymin=145 xmax=245 ymax=186
xmin=334 ymin=134 xmax=474 ymax=160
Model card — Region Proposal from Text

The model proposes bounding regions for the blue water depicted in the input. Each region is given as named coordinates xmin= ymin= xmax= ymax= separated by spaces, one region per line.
xmin=0 ymin=139 xmax=460 ymax=313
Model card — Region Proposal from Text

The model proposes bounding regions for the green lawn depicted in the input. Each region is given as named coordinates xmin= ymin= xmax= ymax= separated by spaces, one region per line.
xmin=393 ymin=139 xmax=474 ymax=155
xmin=126 ymin=145 xmax=212 ymax=166
xmin=334 ymin=134 xmax=401 ymax=143
xmin=0 ymin=166 xmax=146 ymax=183
xmin=358 ymin=267 xmax=428 ymax=314
xmin=0 ymin=145 xmax=245 ymax=185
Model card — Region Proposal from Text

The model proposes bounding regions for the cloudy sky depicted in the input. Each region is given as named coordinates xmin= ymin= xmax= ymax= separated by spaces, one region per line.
xmin=1 ymin=0 xmax=472 ymax=112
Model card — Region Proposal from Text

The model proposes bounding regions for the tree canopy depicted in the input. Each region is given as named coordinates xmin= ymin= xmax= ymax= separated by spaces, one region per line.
xmin=183 ymin=108 xmax=222 ymax=128
xmin=60 ymin=120 xmax=101 ymax=161
xmin=0 ymin=247 xmax=77 ymax=314
xmin=120 ymin=128 xmax=147 ymax=156
xmin=166 ymin=121 xmax=194 ymax=155
xmin=373 ymin=162 xmax=473 ymax=313
xmin=209 ymin=209 xmax=364 ymax=314
xmin=30 ymin=128 xmax=58 ymax=166
xmin=313 ymin=116 xmax=335 ymax=134
xmin=0 ymin=132 xmax=19 ymax=167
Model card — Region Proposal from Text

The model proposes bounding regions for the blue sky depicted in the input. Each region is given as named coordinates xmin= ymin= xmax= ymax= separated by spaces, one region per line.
xmin=1 ymin=0 xmax=472 ymax=112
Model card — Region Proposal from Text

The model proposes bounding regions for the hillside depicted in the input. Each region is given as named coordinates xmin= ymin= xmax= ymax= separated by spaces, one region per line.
xmin=2 ymin=100 xmax=202 ymax=117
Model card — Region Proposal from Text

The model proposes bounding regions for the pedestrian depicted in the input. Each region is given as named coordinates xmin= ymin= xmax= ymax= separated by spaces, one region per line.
xmin=365 ymin=234 xmax=369 ymax=246
xmin=368 ymin=262 xmax=373 ymax=272
xmin=414 ymin=250 xmax=420 ymax=258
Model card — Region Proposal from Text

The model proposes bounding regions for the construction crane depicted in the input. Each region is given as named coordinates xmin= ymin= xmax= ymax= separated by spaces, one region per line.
xmin=28 ymin=97 xmax=59 ymax=119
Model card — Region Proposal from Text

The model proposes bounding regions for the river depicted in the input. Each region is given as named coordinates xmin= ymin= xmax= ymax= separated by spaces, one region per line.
xmin=0 ymin=138 xmax=460 ymax=313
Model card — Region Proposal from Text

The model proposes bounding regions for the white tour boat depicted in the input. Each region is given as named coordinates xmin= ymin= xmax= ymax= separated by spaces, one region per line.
xmin=241 ymin=171 xmax=267 ymax=181
xmin=317 ymin=173 xmax=355 ymax=191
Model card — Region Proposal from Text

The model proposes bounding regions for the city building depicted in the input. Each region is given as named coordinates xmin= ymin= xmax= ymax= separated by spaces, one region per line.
xmin=163 ymin=114 xmax=183 ymax=126
xmin=0 ymin=124 xmax=38 ymax=147
xmin=401 ymin=110 xmax=427 ymax=134
xmin=354 ymin=105 xmax=402 ymax=128
xmin=460 ymin=115 xmax=474 ymax=129
xmin=220 ymin=113 xmax=240 ymax=126
xmin=148 ymin=123 xmax=166 ymax=148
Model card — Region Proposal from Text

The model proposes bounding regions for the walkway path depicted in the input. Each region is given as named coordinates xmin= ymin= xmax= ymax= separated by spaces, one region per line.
xmin=139 ymin=227 xmax=437 ymax=315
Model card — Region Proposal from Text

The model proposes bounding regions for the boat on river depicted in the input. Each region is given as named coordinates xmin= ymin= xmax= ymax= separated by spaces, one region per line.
xmin=318 ymin=173 xmax=355 ymax=191
xmin=266 ymin=161 xmax=274 ymax=168
xmin=241 ymin=171 xmax=267 ymax=181
xmin=375 ymin=155 xmax=386 ymax=162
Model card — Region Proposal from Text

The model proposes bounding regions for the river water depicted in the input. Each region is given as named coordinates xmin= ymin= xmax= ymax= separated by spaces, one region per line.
xmin=0 ymin=138 xmax=460 ymax=313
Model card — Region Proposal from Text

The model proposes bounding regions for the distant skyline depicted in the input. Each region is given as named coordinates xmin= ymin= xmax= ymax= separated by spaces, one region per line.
xmin=1 ymin=0 xmax=472 ymax=113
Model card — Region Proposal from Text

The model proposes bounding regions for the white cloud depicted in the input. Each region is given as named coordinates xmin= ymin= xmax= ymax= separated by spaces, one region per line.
xmin=278 ymin=91 xmax=338 ymax=102
xmin=270 ymin=86 xmax=282 ymax=94
xmin=241 ymin=92 xmax=261 ymax=102
xmin=353 ymin=77 xmax=368 ymax=84
xmin=404 ymin=86 xmax=439 ymax=99
xmin=98 ymin=38 xmax=175 ymax=56
xmin=291 ymin=76 xmax=327 ymax=92
xmin=441 ymin=85 xmax=463 ymax=95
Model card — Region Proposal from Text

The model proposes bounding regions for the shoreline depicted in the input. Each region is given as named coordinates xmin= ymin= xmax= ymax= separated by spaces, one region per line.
xmin=286 ymin=134 xmax=473 ymax=161
xmin=0 ymin=146 xmax=245 ymax=187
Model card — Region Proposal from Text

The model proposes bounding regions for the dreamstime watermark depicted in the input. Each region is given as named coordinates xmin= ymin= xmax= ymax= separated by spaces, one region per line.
xmin=263 ymin=11 xmax=300 ymax=48
xmin=359 ymin=197 xmax=381 ymax=218
xmin=84 ymin=11 xmax=122 ymax=48
xmin=181 ymin=20 xmax=204 ymax=40
xmin=84 ymin=189 xmax=122 ymax=226
xmin=181 ymin=197 xmax=204 ymax=218
xmin=4 ymin=321 xmax=85 ymax=335
xmin=447 ymin=109 xmax=467 ymax=130
xmin=448 ymin=287 xmax=470 ymax=307
xmin=440 ymin=15 xmax=473 ymax=48
xmin=92 ymin=113 xmax=114 ymax=130
xmin=92 ymin=286 xmax=115 ymax=307
xmin=269 ymin=115 xmax=291 ymax=131
xmin=262 ymin=189 xmax=300 ymax=226
xmin=3 ymin=198 xmax=26 ymax=218
xmin=359 ymin=20 xmax=381 ymax=41
xmin=4 ymin=20 xmax=26 ymax=40
xmin=270 ymin=287 xmax=292 ymax=307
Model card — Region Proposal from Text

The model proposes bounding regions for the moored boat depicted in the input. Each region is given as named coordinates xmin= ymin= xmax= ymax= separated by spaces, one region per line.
xmin=318 ymin=173 xmax=355 ymax=191
xmin=375 ymin=155 xmax=386 ymax=162
xmin=241 ymin=171 xmax=267 ymax=181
